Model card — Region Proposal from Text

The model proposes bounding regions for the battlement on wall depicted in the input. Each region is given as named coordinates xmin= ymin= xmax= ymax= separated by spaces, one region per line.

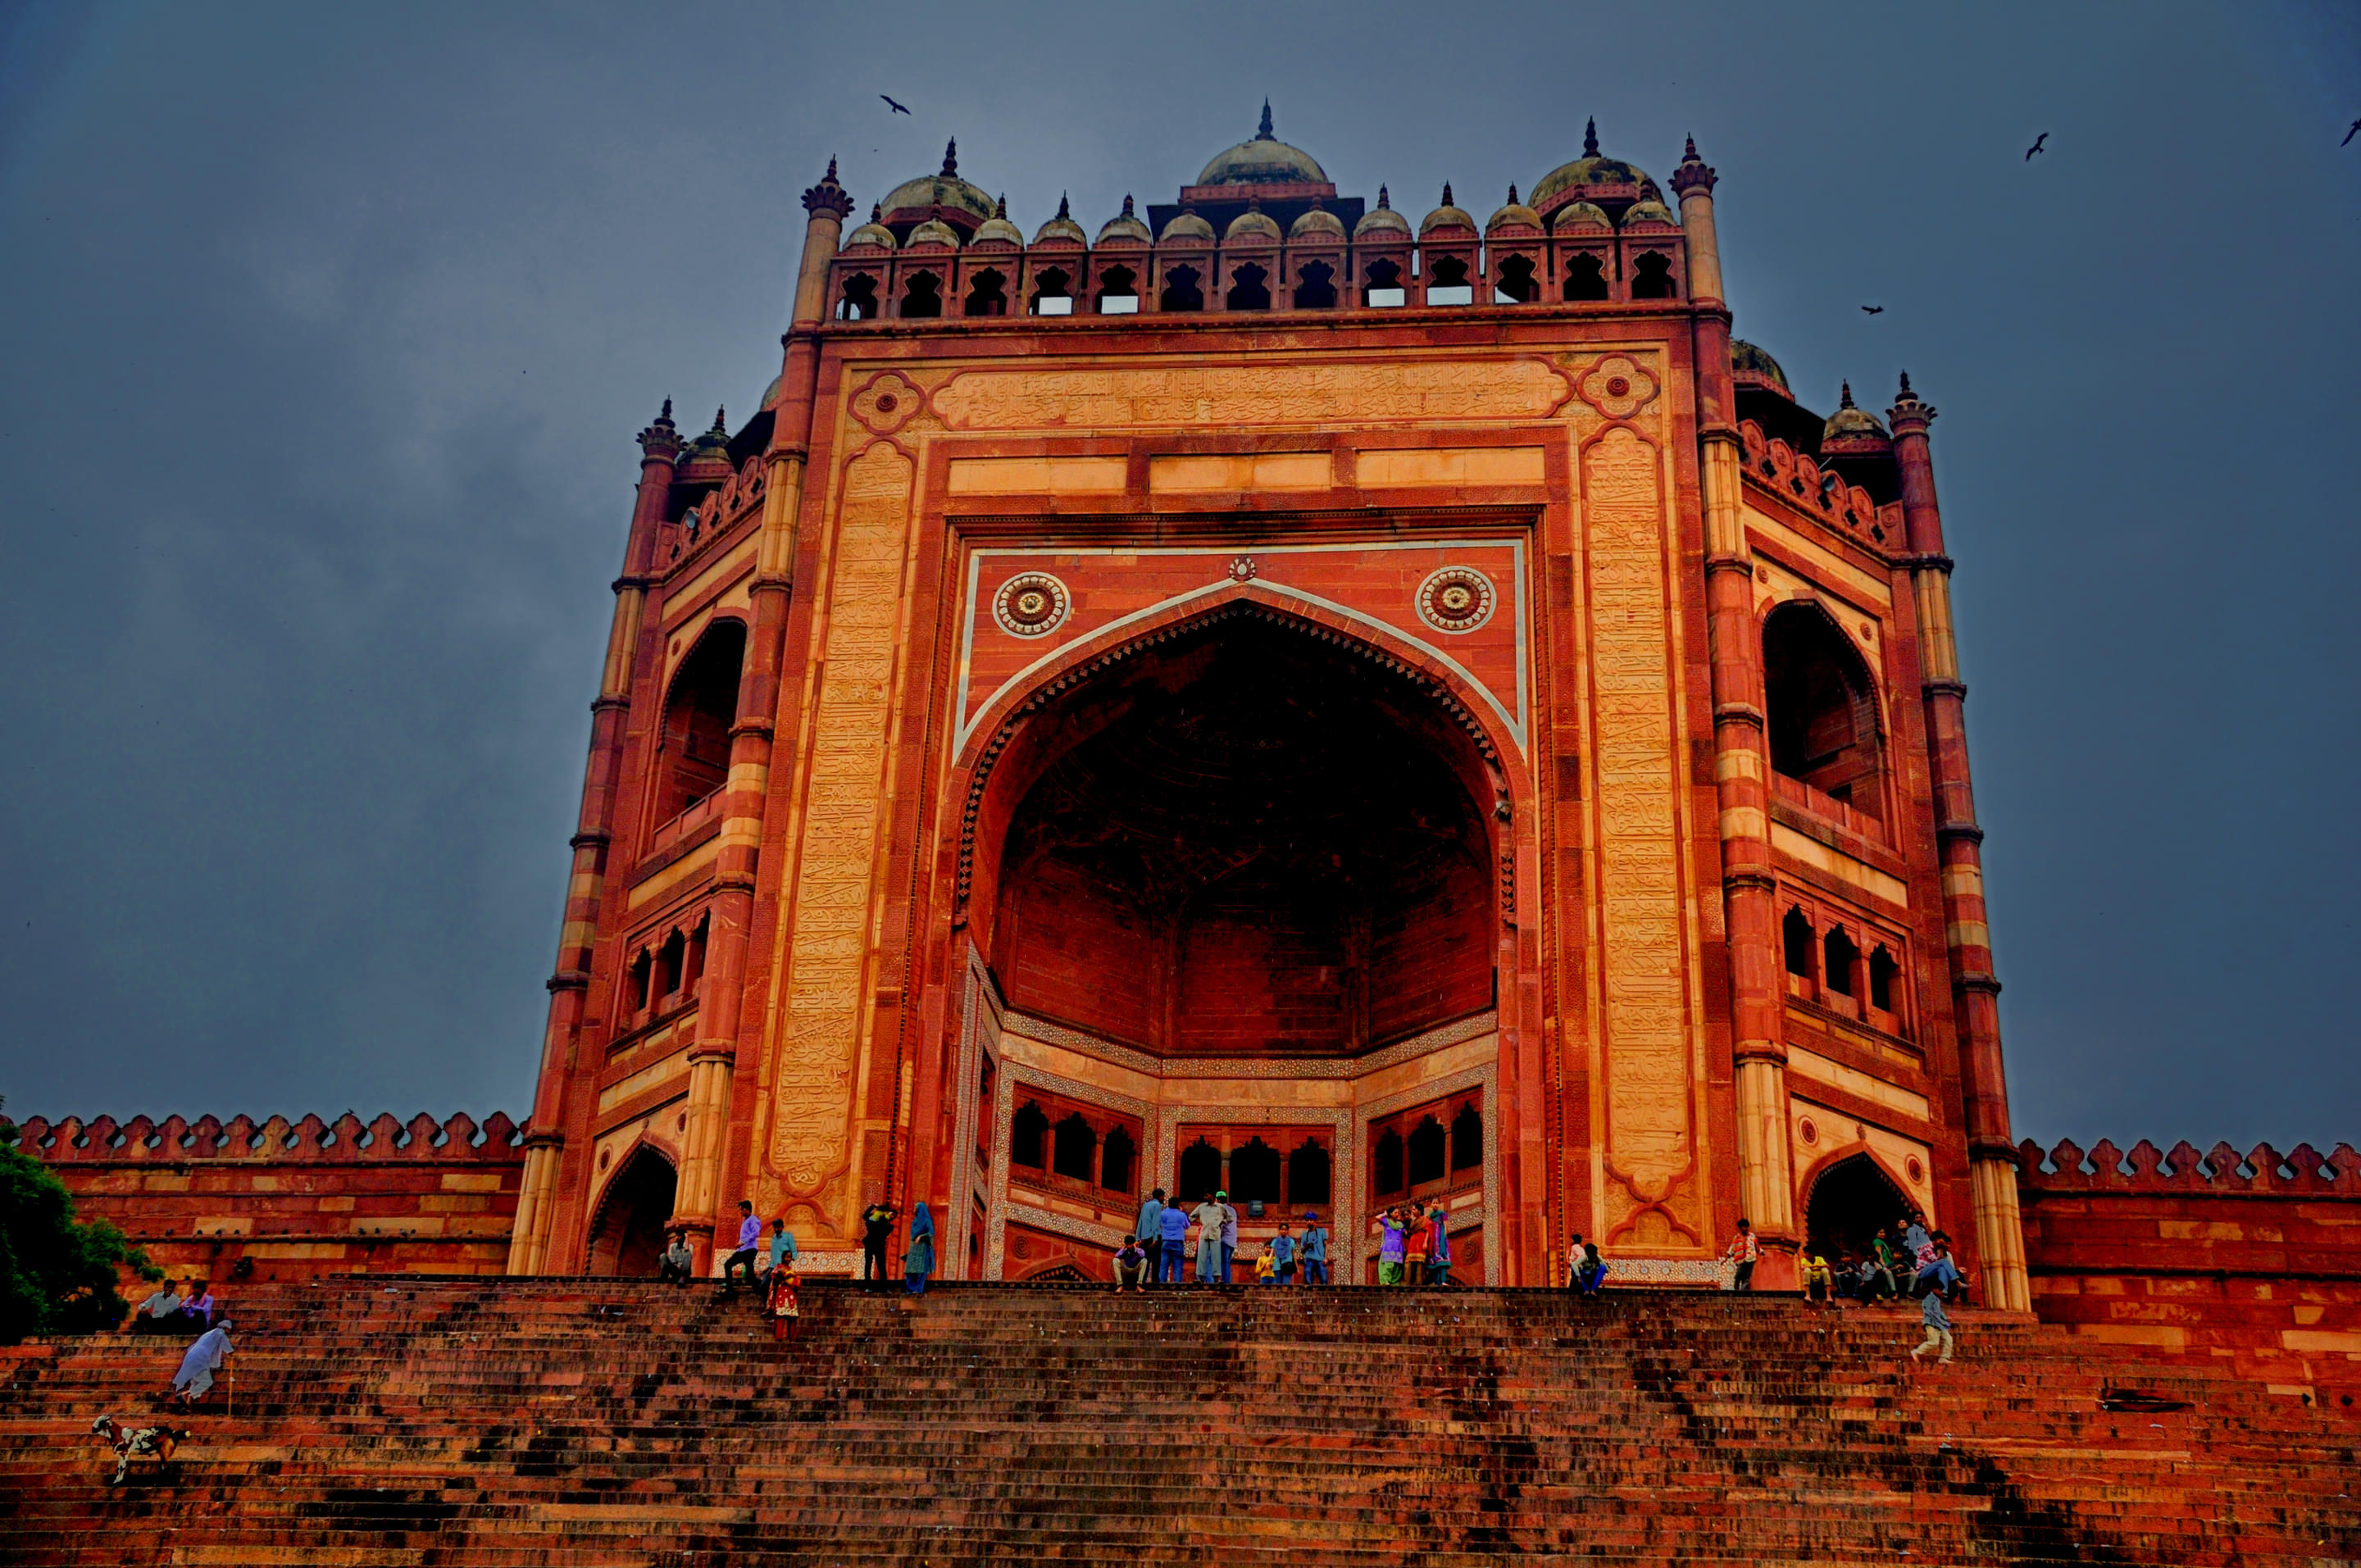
xmin=2014 ymin=1135 xmax=2361 ymax=1416
xmin=2017 ymin=1136 xmax=2361 ymax=1194
xmin=7 ymin=1111 xmax=523 ymax=1164
xmin=6 ymin=1112 xmax=525 ymax=1284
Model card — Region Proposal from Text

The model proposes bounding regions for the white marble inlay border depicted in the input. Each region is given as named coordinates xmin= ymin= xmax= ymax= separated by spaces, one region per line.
xmin=954 ymin=539 xmax=1531 ymax=757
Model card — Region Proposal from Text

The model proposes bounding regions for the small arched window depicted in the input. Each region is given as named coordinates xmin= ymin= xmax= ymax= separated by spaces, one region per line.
xmin=1100 ymin=1126 xmax=1135 ymax=1195
xmin=684 ymin=916 xmax=708 ymax=995
xmin=1764 ymin=605 xmax=1885 ymax=820
xmin=1450 ymin=1104 xmax=1483 ymax=1170
xmin=1230 ymin=1137 xmax=1281 ymax=1203
xmin=1010 ymin=1102 xmax=1049 ymax=1169
xmin=1373 ymin=1129 xmax=1404 ymax=1196
xmin=1094 ymin=264 xmax=1139 ymax=313
xmin=1493 ymin=254 xmax=1538 ymax=303
xmin=655 ymin=622 xmax=745 ymax=822
xmin=1363 ymin=257 xmax=1405 ymax=306
xmin=1051 ymin=1112 xmax=1095 ymax=1180
xmin=1869 ymin=946 xmax=1900 ymax=1014
xmin=899 ymin=270 xmax=944 ymax=318
xmin=1631 ymin=252 xmax=1676 ymax=299
xmin=1563 ymin=254 xmax=1608 ymax=302
xmin=1225 ymin=261 xmax=1271 ymax=311
xmin=1030 ymin=266 xmax=1072 ymax=316
xmin=1178 ymin=1137 xmax=1222 ymax=1199
xmin=654 ymin=928 xmax=685 ymax=1000
xmin=626 ymin=950 xmax=653 ymax=1015
xmin=963 ymin=267 xmax=1008 ymax=316
xmin=1783 ymin=907 xmax=1815 ymax=979
xmin=1288 ymin=1139 xmax=1331 ymax=1206
xmin=837 ymin=274 xmax=880 ymax=320
xmin=1426 ymin=255 xmax=1472 ymax=304
xmin=1292 ymin=259 xmax=1336 ymax=309
xmin=1407 ymin=1116 xmax=1447 ymax=1187
xmin=1823 ymin=927 xmax=1859 ymax=999
xmin=1159 ymin=264 xmax=1203 ymax=313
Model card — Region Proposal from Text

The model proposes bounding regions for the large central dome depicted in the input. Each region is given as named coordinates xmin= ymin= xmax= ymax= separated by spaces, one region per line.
xmin=1195 ymin=102 xmax=1328 ymax=187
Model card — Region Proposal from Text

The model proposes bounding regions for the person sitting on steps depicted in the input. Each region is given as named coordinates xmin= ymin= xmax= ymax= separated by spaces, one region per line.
xmin=1112 ymin=1234 xmax=1148 ymax=1292
xmin=1576 ymin=1241 xmax=1609 ymax=1296
xmin=1801 ymin=1248 xmax=1835 ymax=1306
xmin=127 ymin=1280 xmax=184 ymax=1335
xmin=720 ymin=1200 xmax=762 ymax=1296
xmin=657 ymin=1229 xmax=694 ymax=1285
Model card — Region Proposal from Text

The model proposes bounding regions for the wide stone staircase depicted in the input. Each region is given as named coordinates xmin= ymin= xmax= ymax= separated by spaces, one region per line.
xmin=1 ymin=1278 xmax=2355 ymax=1565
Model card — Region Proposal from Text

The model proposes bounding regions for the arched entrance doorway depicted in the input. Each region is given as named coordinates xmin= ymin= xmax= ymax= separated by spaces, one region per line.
xmin=968 ymin=611 xmax=1500 ymax=1057
xmin=1804 ymin=1152 xmax=1910 ymax=1267
xmin=585 ymin=1147 xmax=676 ymax=1278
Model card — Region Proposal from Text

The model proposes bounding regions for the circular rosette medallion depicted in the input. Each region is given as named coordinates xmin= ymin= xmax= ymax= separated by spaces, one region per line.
xmin=1414 ymin=566 xmax=1497 ymax=635
xmin=992 ymin=571 xmax=1071 ymax=639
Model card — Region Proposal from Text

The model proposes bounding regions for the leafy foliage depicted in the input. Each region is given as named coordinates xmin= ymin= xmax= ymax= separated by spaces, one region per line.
xmin=0 ymin=1107 xmax=161 ymax=1343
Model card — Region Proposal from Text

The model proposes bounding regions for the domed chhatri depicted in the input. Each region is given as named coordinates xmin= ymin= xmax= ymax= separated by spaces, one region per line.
xmin=905 ymin=216 xmax=961 ymax=250
xmin=1226 ymin=201 xmax=1282 ymax=242
xmin=1289 ymin=197 xmax=1345 ymax=240
xmin=844 ymin=203 xmax=897 ymax=251
xmin=1195 ymin=101 xmax=1329 ymax=188
xmin=1821 ymin=381 xmax=1892 ymax=451
xmin=1420 ymin=182 xmax=1476 ymax=235
xmin=1532 ymin=118 xmax=1651 ymax=223
xmin=1487 ymin=184 xmax=1541 ymax=233
xmin=1095 ymin=194 xmax=1152 ymax=246
xmin=1731 ymin=339 xmax=1791 ymax=396
xmin=972 ymin=196 xmax=1025 ymax=248
xmin=1353 ymin=185 xmax=1410 ymax=239
xmin=1030 ymin=193 xmax=1087 ymax=248
xmin=880 ymin=139 xmax=996 ymax=237
xmin=1159 ymin=204 xmax=1216 ymax=243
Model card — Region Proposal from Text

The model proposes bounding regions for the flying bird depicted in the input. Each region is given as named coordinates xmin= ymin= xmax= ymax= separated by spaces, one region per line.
xmin=881 ymin=94 xmax=911 ymax=115
xmin=2344 ymin=118 xmax=2360 ymax=147
xmin=1861 ymin=305 xmax=1884 ymax=315
xmin=2025 ymin=132 xmax=2049 ymax=161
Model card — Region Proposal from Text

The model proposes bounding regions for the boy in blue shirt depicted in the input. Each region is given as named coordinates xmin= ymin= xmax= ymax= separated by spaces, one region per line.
xmin=1269 ymin=1225 xmax=1295 ymax=1284
xmin=1298 ymin=1211 xmax=1328 ymax=1285
xmin=1156 ymin=1200 xmax=1190 ymax=1284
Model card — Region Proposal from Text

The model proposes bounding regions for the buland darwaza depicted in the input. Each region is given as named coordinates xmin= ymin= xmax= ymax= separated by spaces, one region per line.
xmin=484 ymin=107 xmax=2031 ymax=1302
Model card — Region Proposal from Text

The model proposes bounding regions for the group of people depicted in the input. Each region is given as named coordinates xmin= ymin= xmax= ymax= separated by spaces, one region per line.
xmin=1374 ymin=1202 xmax=1454 ymax=1285
xmin=125 ymin=1278 xmax=222 ymax=1336
xmin=654 ymin=1197 xmax=944 ymax=1340
xmin=1726 ymin=1209 xmax=1968 ymax=1365
xmin=1114 ymin=1189 xmax=1333 ymax=1288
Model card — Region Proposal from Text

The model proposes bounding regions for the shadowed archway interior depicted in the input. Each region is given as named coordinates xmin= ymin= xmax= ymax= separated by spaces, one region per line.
xmin=980 ymin=617 xmax=1495 ymax=1057
xmin=1803 ymin=1152 xmax=1911 ymax=1267
xmin=584 ymin=1147 xmax=676 ymax=1278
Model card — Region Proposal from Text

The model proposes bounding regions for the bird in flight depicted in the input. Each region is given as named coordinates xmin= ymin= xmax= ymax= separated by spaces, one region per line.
xmin=2025 ymin=132 xmax=2049 ymax=161
xmin=1861 ymin=305 xmax=1884 ymax=315
xmin=881 ymin=94 xmax=911 ymax=115
xmin=2344 ymin=118 xmax=2360 ymax=147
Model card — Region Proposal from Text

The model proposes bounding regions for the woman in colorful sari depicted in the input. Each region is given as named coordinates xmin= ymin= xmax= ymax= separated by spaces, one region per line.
xmin=904 ymin=1202 xmax=935 ymax=1295
xmin=167 ymin=1320 xmax=234 ymax=1409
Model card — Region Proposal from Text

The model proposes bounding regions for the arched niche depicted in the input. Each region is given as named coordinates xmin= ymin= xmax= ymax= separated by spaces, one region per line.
xmin=584 ymin=1144 xmax=678 ymax=1279
xmin=965 ymin=611 xmax=1500 ymax=1059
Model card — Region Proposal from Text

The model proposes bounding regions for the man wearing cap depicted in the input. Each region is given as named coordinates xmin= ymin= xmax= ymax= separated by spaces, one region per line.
xmin=1299 ymin=1211 xmax=1329 ymax=1286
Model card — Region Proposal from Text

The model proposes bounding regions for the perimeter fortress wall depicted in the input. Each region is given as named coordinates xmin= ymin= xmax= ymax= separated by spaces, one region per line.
xmin=6 ymin=1112 xmax=524 ymax=1282
xmin=8 ymin=1116 xmax=2359 ymax=1413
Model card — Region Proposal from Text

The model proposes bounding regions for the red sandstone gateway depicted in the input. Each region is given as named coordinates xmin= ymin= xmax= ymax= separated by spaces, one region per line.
xmin=12 ymin=110 xmax=2354 ymax=1417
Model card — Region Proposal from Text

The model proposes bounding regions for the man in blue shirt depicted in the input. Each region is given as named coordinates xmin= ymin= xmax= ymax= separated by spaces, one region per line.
xmin=1156 ymin=1200 xmax=1190 ymax=1284
xmin=767 ymin=1217 xmax=798 ymax=1275
xmin=1298 ymin=1211 xmax=1329 ymax=1286
xmin=1135 ymin=1188 xmax=1166 ymax=1289
xmin=721 ymin=1199 xmax=762 ymax=1294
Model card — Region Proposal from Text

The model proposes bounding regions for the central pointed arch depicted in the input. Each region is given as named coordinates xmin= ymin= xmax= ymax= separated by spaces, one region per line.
xmin=954 ymin=600 xmax=1508 ymax=1059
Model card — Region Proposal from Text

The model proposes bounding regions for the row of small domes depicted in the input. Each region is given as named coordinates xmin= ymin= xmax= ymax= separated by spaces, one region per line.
xmin=849 ymin=114 xmax=1685 ymax=252
xmin=847 ymin=184 xmax=1674 ymax=252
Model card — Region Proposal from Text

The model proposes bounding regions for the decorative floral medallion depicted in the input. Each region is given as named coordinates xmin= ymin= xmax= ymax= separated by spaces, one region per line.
xmin=1798 ymin=1117 xmax=1818 ymax=1148
xmin=992 ymin=571 xmax=1071 ymax=639
xmin=1415 ymin=566 xmax=1497 ymax=634
xmin=850 ymin=370 xmax=923 ymax=434
xmin=1576 ymin=353 xmax=1659 ymax=420
xmin=1227 ymin=555 xmax=1258 ymax=583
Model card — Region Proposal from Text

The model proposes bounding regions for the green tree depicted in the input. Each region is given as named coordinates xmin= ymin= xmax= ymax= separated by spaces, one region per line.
xmin=0 ymin=1101 xmax=161 ymax=1343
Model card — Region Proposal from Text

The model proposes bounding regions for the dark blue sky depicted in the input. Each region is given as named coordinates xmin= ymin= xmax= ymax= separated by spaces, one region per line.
xmin=1 ymin=2 xmax=2354 ymax=1149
